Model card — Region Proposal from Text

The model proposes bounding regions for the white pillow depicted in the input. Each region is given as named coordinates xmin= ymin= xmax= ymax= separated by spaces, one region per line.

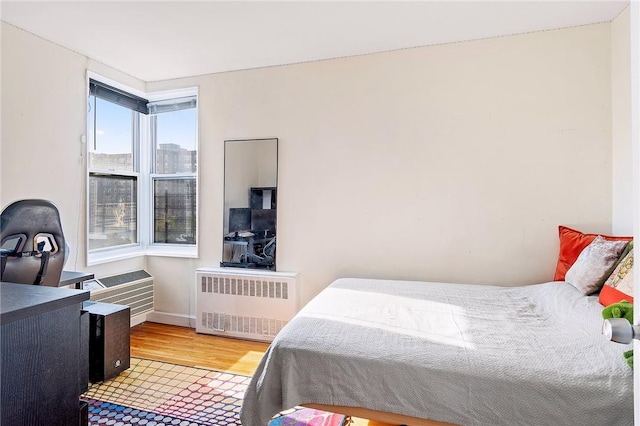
xmin=565 ymin=235 xmax=629 ymax=295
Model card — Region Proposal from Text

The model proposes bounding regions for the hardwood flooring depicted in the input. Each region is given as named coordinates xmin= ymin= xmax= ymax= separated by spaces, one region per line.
xmin=130 ymin=321 xmax=393 ymax=426
xmin=130 ymin=321 xmax=268 ymax=375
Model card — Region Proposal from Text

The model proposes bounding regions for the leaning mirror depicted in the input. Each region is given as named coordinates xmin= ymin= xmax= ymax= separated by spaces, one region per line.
xmin=221 ymin=138 xmax=278 ymax=270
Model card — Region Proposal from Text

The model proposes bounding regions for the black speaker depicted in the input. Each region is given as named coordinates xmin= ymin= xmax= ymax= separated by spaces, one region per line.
xmin=83 ymin=301 xmax=130 ymax=382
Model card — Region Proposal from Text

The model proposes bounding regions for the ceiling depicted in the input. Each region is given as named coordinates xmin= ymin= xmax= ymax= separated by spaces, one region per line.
xmin=0 ymin=1 xmax=629 ymax=82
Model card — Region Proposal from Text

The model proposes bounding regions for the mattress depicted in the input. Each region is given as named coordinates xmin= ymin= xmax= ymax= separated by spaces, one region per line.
xmin=241 ymin=278 xmax=633 ymax=425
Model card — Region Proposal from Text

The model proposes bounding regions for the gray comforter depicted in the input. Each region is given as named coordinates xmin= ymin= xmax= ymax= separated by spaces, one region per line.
xmin=241 ymin=278 xmax=633 ymax=425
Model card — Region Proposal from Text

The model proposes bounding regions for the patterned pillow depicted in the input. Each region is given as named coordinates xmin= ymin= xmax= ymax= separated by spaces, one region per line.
xmin=564 ymin=236 xmax=629 ymax=295
xmin=600 ymin=243 xmax=634 ymax=306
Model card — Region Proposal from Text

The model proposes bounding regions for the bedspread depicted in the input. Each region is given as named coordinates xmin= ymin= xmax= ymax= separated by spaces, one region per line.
xmin=241 ymin=278 xmax=633 ymax=425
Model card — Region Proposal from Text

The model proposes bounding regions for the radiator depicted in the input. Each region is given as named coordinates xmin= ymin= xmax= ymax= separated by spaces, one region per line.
xmin=196 ymin=267 xmax=298 ymax=342
xmin=88 ymin=270 xmax=154 ymax=319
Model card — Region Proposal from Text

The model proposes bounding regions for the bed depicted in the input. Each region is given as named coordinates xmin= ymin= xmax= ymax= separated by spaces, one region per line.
xmin=240 ymin=278 xmax=634 ymax=426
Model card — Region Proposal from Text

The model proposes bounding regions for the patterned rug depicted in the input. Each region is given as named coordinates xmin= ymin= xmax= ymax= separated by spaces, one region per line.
xmin=82 ymin=357 xmax=348 ymax=426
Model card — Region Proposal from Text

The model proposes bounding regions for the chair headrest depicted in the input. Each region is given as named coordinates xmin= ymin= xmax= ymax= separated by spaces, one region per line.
xmin=1 ymin=199 xmax=66 ymax=286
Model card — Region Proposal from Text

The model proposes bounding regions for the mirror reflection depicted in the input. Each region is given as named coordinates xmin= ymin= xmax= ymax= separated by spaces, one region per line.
xmin=221 ymin=138 xmax=278 ymax=270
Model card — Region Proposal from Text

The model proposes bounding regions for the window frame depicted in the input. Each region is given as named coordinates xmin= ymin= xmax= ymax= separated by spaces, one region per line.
xmin=87 ymin=171 xmax=140 ymax=252
xmin=86 ymin=72 xmax=198 ymax=265
xmin=149 ymin=174 xmax=198 ymax=247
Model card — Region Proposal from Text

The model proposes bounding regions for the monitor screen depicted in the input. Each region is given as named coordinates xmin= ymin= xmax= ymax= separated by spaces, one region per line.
xmin=251 ymin=209 xmax=277 ymax=236
xmin=228 ymin=208 xmax=252 ymax=232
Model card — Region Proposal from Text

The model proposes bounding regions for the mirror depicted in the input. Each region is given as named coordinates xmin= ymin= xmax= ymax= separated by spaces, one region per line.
xmin=221 ymin=138 xmax=278 ymax=270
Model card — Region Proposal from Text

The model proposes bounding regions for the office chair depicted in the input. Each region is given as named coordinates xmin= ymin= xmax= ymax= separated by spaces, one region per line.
xmin=238 ymin=236 xmax=276 ymax=268
xmin=0 ymin=199 xmax=66 ymax=286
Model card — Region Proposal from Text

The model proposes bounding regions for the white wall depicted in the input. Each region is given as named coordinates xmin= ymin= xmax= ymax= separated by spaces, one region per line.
xmin=612 ymin=6 xmax=633 ymax=235
xmin=149 ymin=22 xmax=618 ymax=311
xmin=0 ymin=22 xmax=146 ymax=278
xmin=1 ymin=20 xmax=630 ymax=319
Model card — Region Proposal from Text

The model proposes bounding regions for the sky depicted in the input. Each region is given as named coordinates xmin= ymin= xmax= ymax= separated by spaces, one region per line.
xmin=88 ymin=96 xmax=196 ymax=157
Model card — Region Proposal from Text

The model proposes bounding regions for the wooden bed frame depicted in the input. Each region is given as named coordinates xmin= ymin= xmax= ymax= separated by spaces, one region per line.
xmin=305 ymin=404 xmax=457 ymax=426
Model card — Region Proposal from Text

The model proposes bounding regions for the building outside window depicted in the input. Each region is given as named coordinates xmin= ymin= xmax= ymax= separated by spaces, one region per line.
xmin=150 ymin=104 xmax=198 ymax=244
xmin=88 ymin=174 xmax=138 ymax=250
xmin=87 ymin=77 xmax=197 ymax=262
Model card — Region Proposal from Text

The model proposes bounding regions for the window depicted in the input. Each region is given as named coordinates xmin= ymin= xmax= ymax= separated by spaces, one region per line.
xmin=87 ymin=83 xmax=141 ymax=251
xmin=88 ymin=174 xmax=137 ymax=250
xmin=87 ymin=77 xmax=197 ymax=263
xmin=153 ymin=178 xmax=196 ymax=244
xmin=150 ymin=102 xmax=198 ymax=244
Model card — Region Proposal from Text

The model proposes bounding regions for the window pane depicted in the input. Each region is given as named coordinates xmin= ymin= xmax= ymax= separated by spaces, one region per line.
xmin=89 ymin=96 xmax=136 ymax=172
xmin=154 ymin=178 xmax=196 ymax=244
xmin=154 ymin=108 xmax=197 ymax=173
xmin=89 ymin=175 xmax=137 ymax=250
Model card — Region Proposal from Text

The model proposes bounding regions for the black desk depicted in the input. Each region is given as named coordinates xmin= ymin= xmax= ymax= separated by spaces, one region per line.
xmin=1 ymin=282 xmax=90 ymax=425
xmin=60 ymin=270 xmax=95 ymax=289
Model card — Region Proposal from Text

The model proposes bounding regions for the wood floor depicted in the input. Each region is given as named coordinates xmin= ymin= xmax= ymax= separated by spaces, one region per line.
xmin=130 ymin=321 xmax=268 ymax=375
xmin=130 ymin=321 xmax=393 ymax=426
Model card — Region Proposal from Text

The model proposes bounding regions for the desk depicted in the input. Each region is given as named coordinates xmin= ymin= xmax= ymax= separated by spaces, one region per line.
xmin=223 ymin=235 xmax=272 ymax=261
xmin=60 ymin=270 xmax=95 ymax=289
xmin=1 ymin=282 xmax=89 ymax=425
xmin=224 ymin=238 xmax=251 ymax=262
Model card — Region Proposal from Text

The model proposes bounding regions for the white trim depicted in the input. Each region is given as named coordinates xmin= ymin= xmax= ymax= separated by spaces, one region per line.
xmin=145 ymin=311 xmax=195 ymax=328
xmin=87 ymin=244 xmax=197 ymax=265
xmin=630 ymin=1 xmax=639 ymax=423
xmin=146 ymin=244 xmax=198 ymax=258
xmin=139 ymin=111 xmax=152 ymax=251
xmin=196 ymin=266 xmax=298 ymax=279
xmin=87 ymin=246 xmax=145 ymax=266
xmin=131 ymin=313 xmax=148 ymax=327
xmin=146 ymin=87 xmax=198 ymax=103
xmin=85 ymin=72 xmax=199 ymax=264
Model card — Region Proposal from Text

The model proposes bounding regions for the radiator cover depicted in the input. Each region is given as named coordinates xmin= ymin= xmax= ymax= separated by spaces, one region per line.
xmin=89 ymin=270 xmax=154 ymax=318
xmin=195 ymin=267 xmax=298 ymax=341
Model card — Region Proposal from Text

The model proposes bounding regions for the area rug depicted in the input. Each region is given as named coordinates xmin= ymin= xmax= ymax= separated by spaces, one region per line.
xmin=82 ymin=357 xmax=349 ymax=426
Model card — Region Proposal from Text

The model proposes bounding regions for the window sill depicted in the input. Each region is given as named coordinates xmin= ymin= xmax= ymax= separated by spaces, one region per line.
xmin=87 ymin=244 xmax=197 ymax=266
xmin=146 ymin=244 xmax=198 ymax=258
xmin=88 ymin=245 xmax=145 ymax=266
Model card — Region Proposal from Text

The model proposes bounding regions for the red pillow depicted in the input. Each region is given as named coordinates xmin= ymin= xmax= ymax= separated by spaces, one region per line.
xmin=554 ymin=226 xmax=632 ymax=281
xmin=599 ymin=284 xmax=634 ymax=306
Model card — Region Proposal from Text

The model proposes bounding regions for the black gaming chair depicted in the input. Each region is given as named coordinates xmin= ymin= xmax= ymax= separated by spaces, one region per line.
xmin=0 ymin=199 xmax=66 ymax=286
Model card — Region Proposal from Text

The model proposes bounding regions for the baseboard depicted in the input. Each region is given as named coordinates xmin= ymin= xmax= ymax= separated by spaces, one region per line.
xmin=130 ymin=313 xmax=147 ymax=327
xmin=145 ymin=311 xmax=196 ymax=328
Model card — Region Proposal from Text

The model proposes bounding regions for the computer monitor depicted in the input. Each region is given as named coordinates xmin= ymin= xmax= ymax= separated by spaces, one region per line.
xmin=228 ymin=208 xmax=252 ymax=232
xmin=251 ymin=209 xmax=277 ymax=236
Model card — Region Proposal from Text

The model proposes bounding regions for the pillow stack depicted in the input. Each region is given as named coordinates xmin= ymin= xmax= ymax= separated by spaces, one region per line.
xmin=600 ymin=242 xmax=634 ymax=306
xmin=554 ymin=226 xmax=634 ymax=305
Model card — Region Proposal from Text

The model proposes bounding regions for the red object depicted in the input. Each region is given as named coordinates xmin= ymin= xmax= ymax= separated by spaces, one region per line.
xmin=599 ymin=283 xmax=634 ymax=306
xmin=554 ymin=226 xmax=632 ymax=281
